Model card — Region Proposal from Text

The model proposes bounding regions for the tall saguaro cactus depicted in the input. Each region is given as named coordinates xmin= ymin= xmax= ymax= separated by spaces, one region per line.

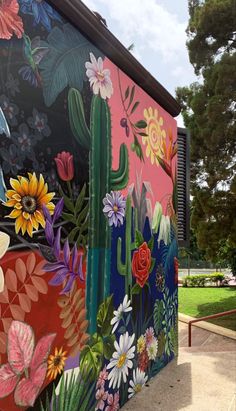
xmin=68 ymin=88 xmax=129 ymax=332
xmin=117 ymin=195 xmax=136 ymax=296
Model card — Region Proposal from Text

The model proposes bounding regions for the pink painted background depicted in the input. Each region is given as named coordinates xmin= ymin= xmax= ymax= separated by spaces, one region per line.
xmin=106 ymin=58 xmax=177 ymax=214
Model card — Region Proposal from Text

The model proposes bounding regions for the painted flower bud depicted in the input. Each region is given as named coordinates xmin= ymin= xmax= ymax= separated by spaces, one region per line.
xmin=54 ymin=151 xmax=74 ymax=182
xmin=152 ymin=202 xmax=163 ymax=234
xmin=125 ymin=125 xmax=130 ymax=137
xmin=120 ymin=118 xmax=127 ymax=127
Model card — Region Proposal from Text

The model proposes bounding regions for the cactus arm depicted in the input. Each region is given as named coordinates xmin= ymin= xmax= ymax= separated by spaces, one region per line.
xmin=68 ymin=88 xmax=91 ymax=150
xmin=117 ymin=237 xmax=126 ymax=276
xmin=111 ymin=143 xmax=129 ymax=190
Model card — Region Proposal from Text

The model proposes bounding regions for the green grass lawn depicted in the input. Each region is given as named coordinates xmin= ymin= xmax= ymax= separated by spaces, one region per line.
xmin=178 ymin=287 xmax=236 ymax=331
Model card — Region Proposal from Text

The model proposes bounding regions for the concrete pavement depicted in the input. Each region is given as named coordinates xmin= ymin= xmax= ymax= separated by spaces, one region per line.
xmin=122 ymin=322 xmax=236 ymax=411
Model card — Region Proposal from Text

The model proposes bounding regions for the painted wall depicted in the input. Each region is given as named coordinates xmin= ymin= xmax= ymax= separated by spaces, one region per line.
xmin=0 ymin=2 xmax=178 ymax=410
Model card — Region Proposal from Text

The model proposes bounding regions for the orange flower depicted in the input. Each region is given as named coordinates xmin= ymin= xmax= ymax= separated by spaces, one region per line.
xmin=47 ymin=347 xmax=67 ymax=380
xmin=0 ymin=0 xmax=24 ymax=40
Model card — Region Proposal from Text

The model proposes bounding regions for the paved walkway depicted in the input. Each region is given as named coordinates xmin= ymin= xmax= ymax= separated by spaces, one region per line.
xmin=122 ymin=322 xmax=236 ymax=411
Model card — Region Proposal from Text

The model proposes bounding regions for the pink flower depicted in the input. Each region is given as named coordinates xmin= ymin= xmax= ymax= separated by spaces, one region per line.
xmin=145 ymin=327 xmax=155 ymax=347
xmin=0 ymin=0 xmax=24 ymax=40
xmin=85 ymin=53 xmax=113 ymax=99
xmin=105 ymin=392 xmax=120 ymax=411
xmin=54 ymin=151 xmax=74 ymax=182
xmin=96 ymin=366 xmax=109 ymax=389
xmin=0 ymin=320 xmax=56 ymax=407
xmin=95 ymin=387 xmax=108 ymax=411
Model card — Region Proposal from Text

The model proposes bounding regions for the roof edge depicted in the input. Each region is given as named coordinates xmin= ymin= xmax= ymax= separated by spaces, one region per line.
xmin=48 ymin=0 xmax=181 ymax=117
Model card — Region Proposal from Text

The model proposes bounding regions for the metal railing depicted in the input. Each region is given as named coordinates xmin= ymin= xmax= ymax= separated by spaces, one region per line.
xmin=188 ymin=309 xmax=236 ymax=347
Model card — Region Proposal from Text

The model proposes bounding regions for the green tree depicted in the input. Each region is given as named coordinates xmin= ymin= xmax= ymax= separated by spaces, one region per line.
xmin=176 ymin=0 xmax=236 ymax=268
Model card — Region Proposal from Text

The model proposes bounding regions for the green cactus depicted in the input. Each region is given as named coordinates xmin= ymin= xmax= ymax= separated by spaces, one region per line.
xmin=68 ymin=88 xmax=129 ymax=333
xmin=117 ymin=195 xmax=136 ymax=296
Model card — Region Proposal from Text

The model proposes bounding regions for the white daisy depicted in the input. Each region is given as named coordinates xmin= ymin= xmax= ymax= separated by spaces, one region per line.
xmin=85 ymin=53 xmax=113 ymax=99
xmin=128 ymin=368 xmax=148 ymax=398
xmin=0 ymin=231 xmax=10 ymax=293
xmin=110 ymin=294 xmax=132 ymax=333
xmin=107 ymin=332 xmax=135 ymax=389
xmin=147 ymin=338 xmax=158 ymax=361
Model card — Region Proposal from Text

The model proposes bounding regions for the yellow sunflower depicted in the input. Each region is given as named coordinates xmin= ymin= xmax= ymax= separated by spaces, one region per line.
xmin=47 ymin=347 xmax=67 ymax=380
xmin=142 ymin=107 xmax=166 ymax=165
xmin=4 ymin=173 xmax=55 ymax=237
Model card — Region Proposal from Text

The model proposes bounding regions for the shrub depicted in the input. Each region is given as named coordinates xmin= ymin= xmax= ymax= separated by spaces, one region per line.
xmin=182 ymin=273 xmax=225 ymax=287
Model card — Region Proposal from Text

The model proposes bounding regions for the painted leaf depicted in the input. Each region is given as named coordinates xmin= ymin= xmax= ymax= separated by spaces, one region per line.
xmin=34 ymin=260 xmax=46 ymax=276
xmin=8 ymin=321 xmax=35 ymax=375
xmin=18 ymin=293 xmax=31 ymax=313
xmin=39 ymin=23 xmax=103 ymax=106
xmin=154 ymin=299 xmax=164 ymax=335
xmin=103 ymin=335 xmax=115 ymax=360
xmin=64 ymin=323 xmax=76 ymax=339
xmin=0 ymin=331 xmax=6 ymax=354
xmin=15 ymin=258 xmax=27 ymax=283
xmin=0 ymin=231 xmax=10 ymax=258
xmin=80 ymin=333 xmax=104 ymax=380
xmin=61 ymin=313 xmax=73 ymax=329
xmin=5 ymin=269 xmax=17 ymax=292
xmin=10 ymin=305 xmax=25 ymax=321
xmin=2 ymin=318 xmax=12 ymax=333
xmin=31 ymin=276 xmax=48 ymax=294
xmin=59 ymin=304 xmax=72 ymax=319
xmin=0 ymin=363 xmax=18 ymax=398
xmin=14 ymin=372 xmax=43 ymax=407
xmin=97 ymin=295 xmax=114 ymax=337
xmin=25 ymin=284 xmax=39 ymax=302
xmin=26 ymin=253 xmax=36 ymax=275
xmin=30 ymin=333 xmax=56 ymax=373
xmin=0 ymin=285 xmax=9 ymax=303
xmin=0 ymin=266 xmax=4 ymax=294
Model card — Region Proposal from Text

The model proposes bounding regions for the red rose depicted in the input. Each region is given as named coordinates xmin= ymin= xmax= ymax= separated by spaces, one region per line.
xmin=132 ymin=242 xmax=151 ymax=288
xmin=54 ymin=151 xmax=74 ymax=182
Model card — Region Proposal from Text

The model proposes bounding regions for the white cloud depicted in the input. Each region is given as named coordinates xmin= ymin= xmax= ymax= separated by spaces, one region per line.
xmin=82 ymin=0 xmax=196 ymax=102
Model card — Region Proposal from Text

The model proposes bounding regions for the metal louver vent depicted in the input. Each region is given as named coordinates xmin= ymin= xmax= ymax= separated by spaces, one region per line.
xmin=177 ymin=127 xmax=190 ymax=247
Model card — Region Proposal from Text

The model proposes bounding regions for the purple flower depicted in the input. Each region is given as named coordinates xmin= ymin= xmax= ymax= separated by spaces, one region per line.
xmin=44 ymin=235 xmax=84 ymax=294
xmin=103 ymin=191 xmax=126 ymax=227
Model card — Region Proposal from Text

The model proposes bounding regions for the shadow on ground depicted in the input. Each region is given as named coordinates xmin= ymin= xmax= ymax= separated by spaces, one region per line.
xmin=123 ymin=359 xmax=192 ymax=411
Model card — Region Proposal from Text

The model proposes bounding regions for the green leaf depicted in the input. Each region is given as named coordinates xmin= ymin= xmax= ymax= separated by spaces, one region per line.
xmin=76 ymin=203 xmax=89 ymax=226
xmin=131 ymin=283 xmax=142 ymax=295
xmin=75 ymin=184 xmax=86 ymax=214
xmin=137 ymin=132 xmax=148 ymax=137
xmin=154 ymin=299 xmax=164 ymax=335
xmin=134 ymin=120 xmax=147 ymax=129
xmin=127 ymin=85 xmax=135 ymax=110
xmin=150 ymin=257 xmax=156 ymax=273
xmin=103 ymin=335 xmax=115 ymax=360
xmin=134 ymin=135 xmax=144 ymax=161
xmin=63 ymin=194 xmax=75 ymax=213
xmin=80 ymin=333 xmax=104 ymax=380
xmin=148 ymin=236 xmax=154 ymax=252
xmin=39 ymin=23 xmax=103 ymax=107
xmin=135 ymin=229 xmax=144 ymax=248
xmin=97 ymin=295 xmax=114 ymax=337
xmin=62 ymin=212 xmax=77 ymax=224
xmin=68 ymin=226 xmax=80 ymax=243
xmin=131 ymin=101 xmax=140 ymax=114
xmin=124 ymin=86 xmax=130 ymax=101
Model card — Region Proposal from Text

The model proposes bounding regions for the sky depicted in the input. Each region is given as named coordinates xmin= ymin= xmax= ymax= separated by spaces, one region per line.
xmin=82 ymin=0 xmax=197 ymax=127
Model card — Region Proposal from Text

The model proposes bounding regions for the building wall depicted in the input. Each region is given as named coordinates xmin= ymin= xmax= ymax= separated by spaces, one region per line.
xmin=0 ymin=2 xmax=178 ymax=410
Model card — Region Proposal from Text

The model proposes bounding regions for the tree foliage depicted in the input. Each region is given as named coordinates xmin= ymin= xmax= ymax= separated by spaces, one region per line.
xmin=176 ymin=0 xmax=236 ymax=264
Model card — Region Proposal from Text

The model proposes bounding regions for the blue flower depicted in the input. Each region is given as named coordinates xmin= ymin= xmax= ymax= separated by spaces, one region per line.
xmin=19 ymin=0 xmax=62 ymax=32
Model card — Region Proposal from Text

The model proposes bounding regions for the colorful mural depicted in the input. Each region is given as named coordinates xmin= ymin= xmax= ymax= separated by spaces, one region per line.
xmin=0 ymin=1 xmax=178 ymax=410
